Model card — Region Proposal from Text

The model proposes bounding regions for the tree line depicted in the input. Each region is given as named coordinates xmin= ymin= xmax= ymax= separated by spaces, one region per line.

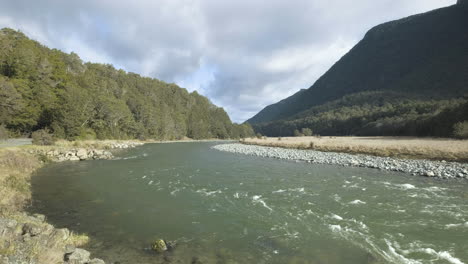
xmin=251 ymin=91 xmax=468 ymax=139
xmin=0 ymin=28 xmax=254 ymax=140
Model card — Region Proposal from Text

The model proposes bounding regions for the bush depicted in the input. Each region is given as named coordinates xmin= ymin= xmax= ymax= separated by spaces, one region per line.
xmin=301 ymin=128 xmax=313 ymax=136
xmin=32 ymin=129 xmax=55 ymax=145
xmin=453 ymin=121 xmax=468 ymax=139
xmin=256 ymin=133 xmax=263 ymax=139
xmin=293 ymin=129 xmax=303 ymax=137
xmin=0 ymin=125 xmax=8 ymax=141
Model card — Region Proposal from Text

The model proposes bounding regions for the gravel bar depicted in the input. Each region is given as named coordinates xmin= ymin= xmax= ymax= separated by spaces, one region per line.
xmin=212 ymin=143 xmax=468 ymax=180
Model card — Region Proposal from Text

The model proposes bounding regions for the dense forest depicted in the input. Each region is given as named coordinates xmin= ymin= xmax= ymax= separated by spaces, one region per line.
xmin=248 ymin=2 xmax=468 ymax=138
xmin=0 ymin=28 xmax=254 ymax=140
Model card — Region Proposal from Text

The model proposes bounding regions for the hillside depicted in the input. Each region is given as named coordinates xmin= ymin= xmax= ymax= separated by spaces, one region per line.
xmin=248 ymin=2 xmax=468 ymax=138
xmin=0 ymin=28 xmax=254 ymax=140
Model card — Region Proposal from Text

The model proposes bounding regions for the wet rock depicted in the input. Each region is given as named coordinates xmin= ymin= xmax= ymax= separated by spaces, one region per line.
xmin=152 ymin=239 xmax=168 ymax=253
xmin=165 ymin=240 xmax=177 ymax=251
xmin=65 ymin=248 xmax=91 ymax=264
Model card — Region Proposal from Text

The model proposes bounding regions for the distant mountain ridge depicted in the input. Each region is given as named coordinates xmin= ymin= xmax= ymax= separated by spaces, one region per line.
xmin=247 ymin=2 xmax=468 ymax=138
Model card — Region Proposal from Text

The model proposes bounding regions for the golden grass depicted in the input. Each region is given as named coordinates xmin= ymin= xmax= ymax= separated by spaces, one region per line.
xmin=244 ymin=136 xmax=468 ymax=162
xmin=0 ymin=148 xmax=41 ymax=213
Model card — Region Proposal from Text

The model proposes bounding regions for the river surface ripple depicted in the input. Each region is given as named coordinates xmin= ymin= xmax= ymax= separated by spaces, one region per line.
xmin=30 ymin=142 xmax=468 ymax=264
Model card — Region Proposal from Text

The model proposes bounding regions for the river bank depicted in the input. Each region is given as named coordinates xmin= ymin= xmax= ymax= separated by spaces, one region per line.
xmin=0 ymin=140 xmax=145 ymax=264
xmin=243 ymin=136 xmax=468 ymax=162
xmin=213 ymin=143 xmax=468 ymax=180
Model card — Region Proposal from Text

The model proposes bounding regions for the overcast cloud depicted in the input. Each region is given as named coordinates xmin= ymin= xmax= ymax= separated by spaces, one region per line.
xmin=0 ymin=0 xmax=456 ymax=122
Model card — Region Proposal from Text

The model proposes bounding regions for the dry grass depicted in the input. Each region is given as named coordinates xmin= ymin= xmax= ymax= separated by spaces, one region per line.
xmin=244 ymin=136 xmax=468 ymax=162
xmin=0 ymin=148 xmax=41 ymax=213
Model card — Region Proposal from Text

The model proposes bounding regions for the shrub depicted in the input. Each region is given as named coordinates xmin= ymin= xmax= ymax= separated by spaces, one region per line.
xmin=301 ymin=128 xmax=313 ymax=136
xmin=293 ymin=129 xmax=303 ymax=137
xmin=256 ymin=133 xmax=263 ymax=139
xmin=278 ymin=137 xmax=282 ymax=141
xmin=0 ymin=125 xmax=8 ymax=141
xmin=32 ymin=129 xmax=55 ymax=145
xmin=453 ymin=121 xmax=468 ymax=139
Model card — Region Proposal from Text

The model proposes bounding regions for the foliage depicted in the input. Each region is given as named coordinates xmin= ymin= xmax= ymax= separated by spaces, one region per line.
xmin=301 ymin=128 xmax=313 ymax=136
xmin=248 ymin=5 xmax=468 ymax=139
xmin=0 ymin=124 xmax=8 ymax=140
xmin=256 ymin=133 xmax=263 ymax=139
xmin=253 ymin=91 xmax=468 ymax=138
xmin=453 ymin=121 xmax=468 ymax=139
xmin=0 ymin=28 xmax=255 ymax=140
xmin=31 ymin=129 xmax=55 ymax=145
xmin=293 ymin=130 xmax=302 ymax=137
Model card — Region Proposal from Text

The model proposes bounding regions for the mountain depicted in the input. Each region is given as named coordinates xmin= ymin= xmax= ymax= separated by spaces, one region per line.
xmin=0 ymin=28 xmax=254 ymax=140
xmin=247 ymin=2 xmax=468 ymax=138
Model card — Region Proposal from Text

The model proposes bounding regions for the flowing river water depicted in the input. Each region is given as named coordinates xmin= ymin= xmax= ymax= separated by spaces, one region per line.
xmin=30 ymin=142 xmax=468 ymax=264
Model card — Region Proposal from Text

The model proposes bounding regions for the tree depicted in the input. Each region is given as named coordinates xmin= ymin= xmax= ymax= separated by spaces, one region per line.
xmin=293 ymin=129 xmax=303 ymax=137
xmin=301 ymin=128 xmax=313 ymax=136
xmin=453 ymin=121 xmax=468 ymax=139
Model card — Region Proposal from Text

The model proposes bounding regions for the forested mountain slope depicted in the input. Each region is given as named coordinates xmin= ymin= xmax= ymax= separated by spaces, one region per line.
xmin=248 ymin=2 xmax=468 ymax=137
xmin=0 ymin=28 xmax=254 ymax=140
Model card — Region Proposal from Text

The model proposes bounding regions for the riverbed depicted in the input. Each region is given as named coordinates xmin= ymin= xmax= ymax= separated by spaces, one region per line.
xmin=30 ymin=142 xmax=468 ymax=264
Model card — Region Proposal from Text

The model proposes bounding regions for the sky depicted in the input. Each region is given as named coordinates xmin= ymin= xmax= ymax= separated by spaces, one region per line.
xmin=0 ymin=0 xmax=457 ymax=122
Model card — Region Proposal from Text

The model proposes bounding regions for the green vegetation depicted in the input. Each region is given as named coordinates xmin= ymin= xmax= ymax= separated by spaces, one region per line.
xmin=453 ymin=121 xmax=468 ymax=139
xmin=0 ymin=28 xmax=254 ymax=140
xmin=248 ymin=4 xmax=468 ymax=138
xmin=0 ymin=124 xmax=8 ymax=140
xmin=31 ymin=129 xmax=55 ymax=145
xmin=253 ymin=91 xmax=468 ymax=137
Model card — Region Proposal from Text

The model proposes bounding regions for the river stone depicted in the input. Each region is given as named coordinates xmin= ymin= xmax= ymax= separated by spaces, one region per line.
xmin=22 ymin=223 xmax=43 ymax=236
xmin=32 ymin=213 xmax=46 ymax=222
xmin=425 ymin=171 xmax=435 ymax=177
xmin=152 ymin=239 xmax=168 ymax=253
xmin=64 ymin=244 xmax=76 ymax=254
xmin=88 ymin=258 xmax=105 ymax=264
xmin=76 ymin=149 xmax=88 ymax=160
xmin=65 ymin=248 xmax=91 ymax=264
xmin=51 ymin=228 xmax=70 ymax=241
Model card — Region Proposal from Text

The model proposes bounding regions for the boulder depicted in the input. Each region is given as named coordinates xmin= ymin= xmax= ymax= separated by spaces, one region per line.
xmin=69 ymin=156 xmax=80 ymax=161
xmin=425 ymin=171 xmax=435 ymax=177
xmin=22 ymin=223 xmax=43 ymax=236
xmin=152 ymin=239 xmax=168 ymax=253
xmin=76 ymin=149 xmax=88 ymax=160
xmin=89 ymin=258 xmax=105 ymax=264
xmin=65 ymin=248 xmax=90 ymax=264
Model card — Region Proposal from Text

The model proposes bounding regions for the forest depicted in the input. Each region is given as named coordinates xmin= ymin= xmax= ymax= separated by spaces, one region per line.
xmin=252 ymin=91 xmax=468 ymax=138
xmin=0 ymin=28 xmax=254 ymax=140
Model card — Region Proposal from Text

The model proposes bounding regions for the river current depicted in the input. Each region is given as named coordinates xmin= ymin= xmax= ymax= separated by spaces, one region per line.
xmin=30 ymin=142 xmax=468 ymax=264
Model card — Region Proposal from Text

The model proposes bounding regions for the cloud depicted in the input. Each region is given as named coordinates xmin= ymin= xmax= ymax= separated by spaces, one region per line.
xmin=0 ymin=0 xmax=456 ymax=122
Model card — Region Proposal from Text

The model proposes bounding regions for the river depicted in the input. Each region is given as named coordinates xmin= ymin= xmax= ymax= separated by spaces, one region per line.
xmin=30 ymin=142 xmax=468 ymax=264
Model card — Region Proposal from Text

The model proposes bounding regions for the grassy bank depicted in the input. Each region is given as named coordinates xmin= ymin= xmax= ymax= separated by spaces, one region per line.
xmin=243 ymin=136 xmax=468 ymax=162
xmin=0 ymin=140 xmax=146 ymax=263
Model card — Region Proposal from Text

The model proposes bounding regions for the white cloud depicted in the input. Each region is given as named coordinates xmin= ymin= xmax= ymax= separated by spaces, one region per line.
xmin=0 ymin=0 xmax=457 ymax=122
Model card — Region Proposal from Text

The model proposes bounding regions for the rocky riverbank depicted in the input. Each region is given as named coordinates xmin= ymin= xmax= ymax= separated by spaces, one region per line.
xmin=212 ymin=143 xmax=468 ymax=180
xmin=0 ymin=140 xmax=145 ymax=264
xmin=30 ymin=141 xmax=144 ymax=162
